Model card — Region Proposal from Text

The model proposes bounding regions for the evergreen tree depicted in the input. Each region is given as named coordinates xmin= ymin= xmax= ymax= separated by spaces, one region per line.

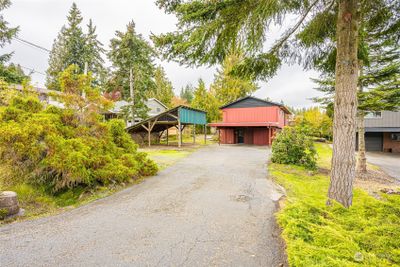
xmin=179 ymin=84 xmax=194 ymax=104
xmin=46 ymin=3 xmax=86 ymax=90
xmin=108 ymin=21 xmax=155 ymax=119
xmin=191 ymin=79 xmax=221 ymax=122
xmin=153 ymin=0 xmax=400 ymax=207
xmin=84 ymin=19 xmax=106 ymax=87
xmin=211 ymin=50 xmax=258 ymax=105
xmin=146 ymin=66 xmax=174 ymax=108
xmin=46 ymin=3 xmax=105 ymax=90
xmin=0 ymin=0 xmax=18 ymax=63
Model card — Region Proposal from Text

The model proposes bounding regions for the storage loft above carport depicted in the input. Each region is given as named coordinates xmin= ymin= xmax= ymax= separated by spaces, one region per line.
xmin=126 ymin=105 xmax=207 ymax=147
xmin=209 ymin=96 xmax=291 ymax=146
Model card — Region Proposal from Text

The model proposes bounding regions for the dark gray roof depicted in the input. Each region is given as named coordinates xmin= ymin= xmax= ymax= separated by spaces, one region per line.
xmin=220 ymin=96 xmax=291 ymax=114
xmin=365 ymin=127 xmax=400 ymax=132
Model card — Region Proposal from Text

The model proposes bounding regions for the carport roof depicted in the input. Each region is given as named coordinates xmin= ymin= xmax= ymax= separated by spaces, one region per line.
xmin=126 ymin=105 xmax=206 ymax=134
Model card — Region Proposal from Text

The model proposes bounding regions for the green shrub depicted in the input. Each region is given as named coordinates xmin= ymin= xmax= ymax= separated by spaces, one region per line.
xmin=0 ymin=75 xmax=157 ymax=193
xmin=271 ymin=127 xmax=317 ymax=170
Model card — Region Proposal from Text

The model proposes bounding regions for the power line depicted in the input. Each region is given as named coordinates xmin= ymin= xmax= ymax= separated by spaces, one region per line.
xmin=19 ymin=65 xmax=46 ymax=76
xmin=13 ymin=37 xmax=51 ymax=53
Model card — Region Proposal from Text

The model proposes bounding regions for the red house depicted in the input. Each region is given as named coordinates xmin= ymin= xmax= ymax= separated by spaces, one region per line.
xmin=209 ymin=96 xmax=291 ymax=145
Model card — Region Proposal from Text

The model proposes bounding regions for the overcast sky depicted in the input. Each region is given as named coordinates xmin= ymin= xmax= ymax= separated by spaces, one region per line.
xmin=3 ymin=0 xmax=323 ymax=108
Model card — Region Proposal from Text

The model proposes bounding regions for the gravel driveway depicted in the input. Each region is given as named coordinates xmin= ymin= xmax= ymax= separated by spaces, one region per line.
xmin=0 ymin=145 xmax=286 ymax=267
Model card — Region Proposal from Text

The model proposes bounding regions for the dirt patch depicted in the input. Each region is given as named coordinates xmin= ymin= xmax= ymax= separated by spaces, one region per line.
xmin=355 ymin=169 xmax=400 ymax=198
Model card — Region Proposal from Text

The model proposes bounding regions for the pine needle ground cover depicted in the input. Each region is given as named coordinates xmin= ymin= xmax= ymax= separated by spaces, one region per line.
xmin=270 ymin=143 xmax=400 ymax=266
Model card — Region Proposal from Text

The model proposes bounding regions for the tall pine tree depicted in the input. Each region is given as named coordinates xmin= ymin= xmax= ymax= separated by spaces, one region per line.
xmin=46 ymin=3 xmax=105 ymax=90
xmin=108 ymin=21 xmax=155 ymax=119
xmin=84 ymin=19 xmax=106 ymax=87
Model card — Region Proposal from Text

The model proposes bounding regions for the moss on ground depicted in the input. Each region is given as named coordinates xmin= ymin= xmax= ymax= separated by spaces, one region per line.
xmin=270 ymin=143 xmax=400 ymax=266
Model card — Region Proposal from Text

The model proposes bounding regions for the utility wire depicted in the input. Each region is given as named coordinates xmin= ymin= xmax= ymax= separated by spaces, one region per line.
xmin=13 ymin=37 xmax=51 ymax=53
xmin=19 ymin=65 xmax=46 ymax=76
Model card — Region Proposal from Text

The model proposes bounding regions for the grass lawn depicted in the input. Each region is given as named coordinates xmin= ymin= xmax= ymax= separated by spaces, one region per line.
xmin=270 ymin=143 xmax=400 ymax=266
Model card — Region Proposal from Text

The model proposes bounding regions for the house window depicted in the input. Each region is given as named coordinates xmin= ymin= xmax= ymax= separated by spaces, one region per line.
xmin=391 ymin=133 xmax=400 ymax=141
xmin=365 ymin=111 xmax=382 ymax=118
xmin=156 ymin=107 xmax=161 ymax=112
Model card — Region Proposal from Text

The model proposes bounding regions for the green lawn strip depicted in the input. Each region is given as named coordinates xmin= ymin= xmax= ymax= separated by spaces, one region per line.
xmin=270 ymin=143 xmax=400 ymax=266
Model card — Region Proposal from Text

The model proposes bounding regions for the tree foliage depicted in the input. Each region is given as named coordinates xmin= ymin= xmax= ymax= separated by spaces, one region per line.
xmin=46 ymin=3 xmax=106 ymax=90
xmin=146 ymin=66 xmax=174 ymax=108
xmin=108 ymin=21 xmax=155 ymax=119
xmin=294 ymin=107 xmax=332 ymax=140
xmin=0 ymin=67 xmax=157 ymax=193
xmin=0 ymin=63 xmax=29 ymax=84
xmin=179 ymin=84 xmax=194 ymax=104
xmin=210 ymin=49 xmax=258 ymax=105
xmin=309 ymin=1 xmax=400 ymax=113
xmin=0 ymin=0 xmax=18 ymax=63
xmin=191 ymin=79 xmax=220 ymax=123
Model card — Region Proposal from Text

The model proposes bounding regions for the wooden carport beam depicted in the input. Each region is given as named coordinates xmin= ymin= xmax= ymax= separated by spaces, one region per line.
xmin=178 ymin=119 xmax=181 ymax=148
xmin=193 ymin=124 xmax=196 ymax=144
xmin=140 ymin=118 xmax=159 ymax=147
xmin=204 ymin=124 xmax=207 ymax=144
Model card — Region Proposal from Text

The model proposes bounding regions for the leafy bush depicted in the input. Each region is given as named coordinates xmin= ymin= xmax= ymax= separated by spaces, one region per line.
xmin=271 ymin=127 xmax=317 ymax=170
xmin=0 ymin=67 xmax=157 ymax=193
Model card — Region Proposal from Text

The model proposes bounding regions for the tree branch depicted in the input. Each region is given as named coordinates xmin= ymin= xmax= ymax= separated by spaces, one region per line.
xmin=270 ymin=0 xmax=321 ymax=54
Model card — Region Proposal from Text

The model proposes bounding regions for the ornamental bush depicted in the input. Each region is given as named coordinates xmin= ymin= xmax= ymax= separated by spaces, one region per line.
xmin=0 ymin=67 xmax=157 ymax=193
xmin=271 ymin=127 xmax=317 ymax=170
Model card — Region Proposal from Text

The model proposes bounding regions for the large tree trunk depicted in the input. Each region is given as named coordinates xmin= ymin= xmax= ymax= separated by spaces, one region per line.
xmin=328 ymin=0 xmax=359 ymax=208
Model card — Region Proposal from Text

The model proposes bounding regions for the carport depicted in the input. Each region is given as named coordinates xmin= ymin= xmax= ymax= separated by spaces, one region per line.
xmin=126 ymin=105 xmax=207 ymax=147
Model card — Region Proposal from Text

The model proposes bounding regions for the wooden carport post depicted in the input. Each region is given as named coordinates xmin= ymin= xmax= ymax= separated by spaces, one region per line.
xmin=166 ymin=126 xmax=169 ymax=146
xmin=148 ymin=121 xmax=151 ymax=147
xmin=178 ymin=119 xmax=182 ymax=148
xmin=204 ymin=124 xmax=207 ymax=144
xmin=193 ymin=124 xmax=196 ymax=144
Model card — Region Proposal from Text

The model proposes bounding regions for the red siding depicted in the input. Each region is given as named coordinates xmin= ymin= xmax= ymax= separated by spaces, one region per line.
xmin=253 ymin=128 xmax=269 ymax=145
xmin=220 ymin=128 xmax=235 ymax=144
xmin=222 ymin=106 xmax=285 ymax=128
xmin=219 ymin=127 xmax=272 ymax=145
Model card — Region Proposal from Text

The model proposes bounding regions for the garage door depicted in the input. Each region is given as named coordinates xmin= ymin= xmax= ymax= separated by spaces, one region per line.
xmin=365 ymin=132 xmax=383 ymax=151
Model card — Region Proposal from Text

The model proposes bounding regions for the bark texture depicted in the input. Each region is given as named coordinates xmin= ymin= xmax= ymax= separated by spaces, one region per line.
xmin=357 ymin=111 xmax=367 ymax=173
xmin=328 ymin=0 xmax=359 ymax=208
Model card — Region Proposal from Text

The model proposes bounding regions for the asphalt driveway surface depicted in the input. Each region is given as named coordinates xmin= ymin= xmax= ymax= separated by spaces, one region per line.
xmin=367 ymin=152 xmax=400 ymax=180
xmin=0 ymin=145 xmax=286 ymax=267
